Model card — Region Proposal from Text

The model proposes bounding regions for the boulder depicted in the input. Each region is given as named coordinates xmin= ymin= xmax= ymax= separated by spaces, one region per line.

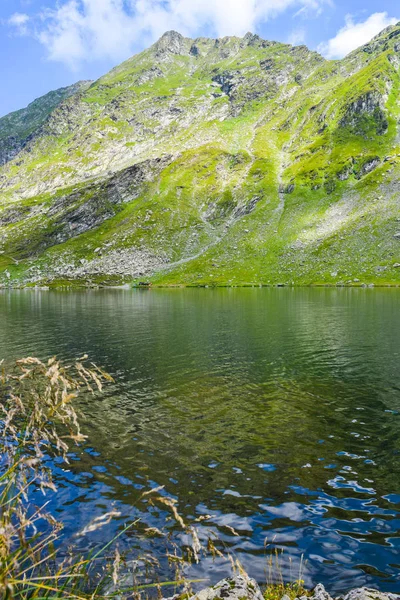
xmin=193 ymin=576 xmax=264 ymax=600
xmin=337 ymin=588 xmax=400 ymax=600
xmin=312 ymin=583 xmax=333 ymax=600
xmin=164 ymin=576 xmax=264 ymax=600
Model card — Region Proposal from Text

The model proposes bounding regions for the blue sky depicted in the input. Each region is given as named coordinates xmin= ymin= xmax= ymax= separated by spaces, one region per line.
xmin=0 ymin=0 xmax=398 ymax=117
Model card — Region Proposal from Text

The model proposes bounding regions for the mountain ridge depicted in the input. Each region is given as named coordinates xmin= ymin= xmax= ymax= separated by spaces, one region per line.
xmin=0 ymin=25 xmax=399 ymax=287
xmin=0 ymin=81 xmax=93 ymax=166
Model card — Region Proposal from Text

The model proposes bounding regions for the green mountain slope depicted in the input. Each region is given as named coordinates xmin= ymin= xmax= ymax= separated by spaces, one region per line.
xmin=0 ymin=81 xmax=92 ymax=167
xmin=0 ymin=27 xmax=400 ymax=287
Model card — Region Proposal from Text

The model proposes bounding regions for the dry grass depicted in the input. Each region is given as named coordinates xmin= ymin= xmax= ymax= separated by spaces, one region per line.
xmin=0 ymin=355 xmax=117 ymax=599
xmin=0 ymin=356 xmax=209 ymax=600
xmin=263 ymin=543 xmax=309 ymax=600
xmin=0 ymin=356 xmax=311 ymax=600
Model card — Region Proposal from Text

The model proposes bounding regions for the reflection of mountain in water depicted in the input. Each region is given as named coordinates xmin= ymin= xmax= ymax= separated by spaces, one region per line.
xmin=1 ymin=289 xmax=400 ymax=592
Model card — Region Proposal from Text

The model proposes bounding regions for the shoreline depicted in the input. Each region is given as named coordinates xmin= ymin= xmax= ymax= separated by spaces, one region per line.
xmin=163 ymin=575 xmax=400 ymax=600
xmin=1 ymin=281 xmax=400 ymax=290
xmin=0 ymin=284 xmax=400 ymax=292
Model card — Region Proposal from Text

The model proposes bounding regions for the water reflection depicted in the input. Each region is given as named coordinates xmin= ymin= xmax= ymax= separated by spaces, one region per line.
xmin=0 ymin=288 xmax=399 ymax=592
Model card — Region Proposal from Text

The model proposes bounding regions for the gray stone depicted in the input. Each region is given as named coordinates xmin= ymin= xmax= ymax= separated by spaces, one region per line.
xmin=180 ymin=576 xmax=264 ymax=600
xmin=337 ymin=587 xmax=400 ymax=600
xmin=312 ymin=583 xmax=333 ymax=600
xmin=354 ymin=157 xmax=381 ymax=179
xmin=340 ymin=92 xmax=388 ymax=135
xmin=155 ymin=31 xmax=189 ymax=57
xmin=164 ymin=581 xmax=400 ymax=600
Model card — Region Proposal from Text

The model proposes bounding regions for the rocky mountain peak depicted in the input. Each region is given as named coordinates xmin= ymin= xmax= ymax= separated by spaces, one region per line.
xmin=154 ymin=30 xmax=190 ymax=56
xmin=241 ymin=32 xmax=263 ymax=47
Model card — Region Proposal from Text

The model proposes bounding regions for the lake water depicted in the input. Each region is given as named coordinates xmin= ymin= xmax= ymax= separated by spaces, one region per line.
xmin=1 ymin=288 xmax=400 ymax=593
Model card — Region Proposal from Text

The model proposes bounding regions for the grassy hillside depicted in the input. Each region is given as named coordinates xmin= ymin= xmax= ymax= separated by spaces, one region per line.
xmin=0 ymin=81 xmax=92 ymax=167
xmin=0 ymin=27 xmax=399 ymax=287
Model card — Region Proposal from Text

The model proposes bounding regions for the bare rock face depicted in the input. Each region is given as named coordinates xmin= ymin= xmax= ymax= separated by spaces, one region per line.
xmin=2 ymin=154 xmax=174 ymax=259
xmin=155 ymin=31 xmax=190 ymax=57
xmin=339 ymin=92 xmax=388 ymax=135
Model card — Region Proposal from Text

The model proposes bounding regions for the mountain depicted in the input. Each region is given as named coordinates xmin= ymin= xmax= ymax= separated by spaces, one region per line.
xmin=0 ymin=81 xmax=92 ymax=166
xmin=0 ymin=27 xmax=400 ymax=287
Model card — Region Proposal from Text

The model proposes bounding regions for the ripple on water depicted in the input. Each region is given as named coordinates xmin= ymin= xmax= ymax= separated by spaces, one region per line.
xmin=1 ymin=288 xmax=400 ymax=593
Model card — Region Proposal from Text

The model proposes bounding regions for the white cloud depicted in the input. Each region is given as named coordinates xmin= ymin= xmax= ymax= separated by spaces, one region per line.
xmin=294 ymin=0 xmax=331 ymax=19
xmin=8 ymin=12 xmax=30 ymax=35
xmin=319 ymin=12 xmax=398 ymax=59
xmin=7 ymin=0 xmax=329 ymax=69
xmin=288 ymin=29 xmax=306 ymax=46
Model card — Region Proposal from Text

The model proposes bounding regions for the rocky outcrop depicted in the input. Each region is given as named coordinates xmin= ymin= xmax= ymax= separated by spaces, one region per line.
xmin=354 ymin=156 xmax=381 ymax=179
xmin=0 ymin=137 xmax=25 ymax=166
xmin=164 ymin=576 xmax=264 ymax=600
xmin=2 ymin=155 xmax=174 ymax=258
xmin=211 ymin=71 xmax=242 ymax=100
xmin=135 ymin=66 xmax=164 ymax=85
xmin=337 ymin=588 xmax=400 ymax=600
xmin=154 ymin=31 xmax=191 ymax=58
xmin=162 ymin=578 xmax=400 ymax=600
xmin=0 ymin=205 xmax=31 ymax=226
xmin=340 ymin=92 xmax=388 ymax=135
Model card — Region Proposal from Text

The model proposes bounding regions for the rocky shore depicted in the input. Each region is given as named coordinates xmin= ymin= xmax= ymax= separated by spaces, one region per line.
xmin=165 ymin=576 xmax=400 ymax=600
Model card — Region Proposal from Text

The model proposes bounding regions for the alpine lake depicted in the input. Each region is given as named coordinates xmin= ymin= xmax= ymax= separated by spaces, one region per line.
xmin=1 ymin=288 xmax=399 ymax=593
